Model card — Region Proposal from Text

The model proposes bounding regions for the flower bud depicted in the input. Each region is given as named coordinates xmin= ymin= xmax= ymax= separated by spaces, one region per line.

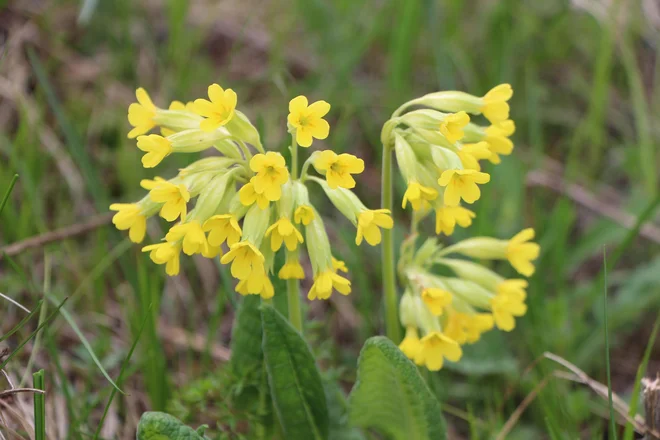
xmin=436 ymin=258 xmax=503 ymax=290
xmin=168 ymin=129 xmax=232 ymax=153
xmin=241 ymin=203 xmax=272 ymax=246
xmin=225 ymin=110 xmax=264 ymax=152
xmin=399 ymin=290 xmax=419 ymax=328
xmin=394 ymin=132 xmax=419 ymax=183
xmin=304 ymin=208 xmax=333 ymax=274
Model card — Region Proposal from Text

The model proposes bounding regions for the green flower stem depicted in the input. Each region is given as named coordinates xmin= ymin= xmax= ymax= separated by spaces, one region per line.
xmin=288 ymin=135 xmax=303 ymax=332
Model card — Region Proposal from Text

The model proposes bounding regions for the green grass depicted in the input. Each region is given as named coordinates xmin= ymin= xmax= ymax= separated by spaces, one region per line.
xmin=1 ymin=0 xmax=660 ymax=438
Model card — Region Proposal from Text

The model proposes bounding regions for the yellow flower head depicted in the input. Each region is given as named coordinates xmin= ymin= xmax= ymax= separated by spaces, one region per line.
xmin=109 ymin=203 xmax=147 ymax=243
xmin=438 ymin=169 xmax=490 ymax=206
xmin=250 ymin=152 xmax=289 ymax=201
xmin=506 ymin=228 xmax=540 ymax=277
xmin=288 ymin=95 xmax=331 ymax=147
xmin=332 ymin=257 xmax=348 ymax=273
xmin=220 ymin=241 xmax=266 ymax=280
xmin=399 ymin=327 xmax=422 ymax=360
xmin=128 ymin=88 xmax=157 ymax=139
xmin=491 ymin=294 xmax=527 ymax=331
xmin=480 ymin=84 xmax=513 ymax=123
xmin=445 ymin=312 xmax=494 ymax=344
xmin=421 ymin=288 xmax=452 ymax=316
xmin=483 ymin=133 xmax=514 ymax=164
xmin=496 ymin=279 xmax=528 ymax=301
xmin=239 ymin=180 xmax=270 ymax=209
xmin=142 ymin=242 xmax=182 ymax=276
xmin=414 ymin=331 xmax=462 ymax=371
xmin=488 ymin=120 xmax=516 ymax=137
xmin=142 ymin=178 xmax=190 ymax=222
xmin=265 ymin=217 xmax=304 ymax=251
xmin=307 ymin=270 xmax=351 ymax=300
xmin=236 ymin=270 xmax=273 ymax=298
xmin=193 ymin=83 xmax=237 ymax=132
xmin=203 ymin=214 xmax=242 ymax=247
xmin=402 ymin=182 xmax=438 ymax=211
xmin=314 ymin=151 xmax=365 ymax=189
xmin=434 ymin=205 xmax=476 ymax=236
xmin=457 ymin=142 xmax=491 ymax=171
xmin=439 ymin=111 xmax=470 ymax=143
xmin=166 ymin=221 xmax=219 ymax=257
xmin=278 ymin=260 xmax=305 ymax=280
xmin=294 ymin=205 xmax=315 ymax=225
xmin=355 ymin=209 xmax=393 ymax=246
xmin=136 ymin=134 xmax=173 ymax=168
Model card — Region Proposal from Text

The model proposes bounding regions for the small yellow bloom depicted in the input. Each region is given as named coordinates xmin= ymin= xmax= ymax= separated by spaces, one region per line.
xmin=142 ymin=179 xmax=190 ymax=222
xmin=128 ymin=88 xmax=156 ymax=138
xmin=203 ymin=214 xmax=242 ymax=247
xmin=506 ymin=228 xmax=540 ymax=277
xmin=446 ymin=312 xmax=495 ymax=344
xmin=288 ymin=95 xmax=331 ymax=147
xmin=402 ymin=182 xmax=438 ymax=210
xmin=434 ymin=206 xmax=476 ymax=236
xmin=142 ymin=242 xmax=182 ymax=276
xmin=399 ymin=327 xmax=422 ymax=361
xmin=294 ymin=205 xmax=315 ymax=225
xmin=136 ymin=134 xmax=173 ymax=168
xmin=414 ymin=331 xmax=462 ymax=371
xmin=278 ymin=260 xmax=305 ymax=280
xmin=193 ymin=83 xmax=237 ymax=132
xmin=421 ymin=288 xmax=452 ymax=316
xmin=457 ymin=142 xmax=491 ymax=171
xmin=239 ymin=180 xmax=270 ymax=209
xmin=483 ymin=130 xmax=514 ymax=164
xmin=314 ymin=150 xmax=365 ymax=189
xmin=265 ymin=217 xmax=304 ymax=251
xmin=250 ymin=152 xmax=289 ymax=201
xmin=332 ymin=257 xmax=348 ymax=273
xmin=307 ymin=270 xmax=351 ymax=300
xmin=480 ymin=84 xmax=513 ymax=123
xmin=220 ymin=241 xmax=265 ymax=280
xmin=109 ymin=203 xmax=147 ymax=243
xmin=236 ymin=271 xmax=274 ymax=298
xmin=438 ymin=169 xmax=490 ymax=206
xmin=439 ymin=111 xmax=470 ymax=143
xmin=355 ymin=209 xmax=393 ymax=246
xmin=496 ymin=279 xmax=528 ymax=301
xmin=491 ymin=294 xmax=527 ymax=331
xmin=166 ymin=221 xmax=218 ymax=257
xmin=488 ymin=120 xmax=515 ymax=137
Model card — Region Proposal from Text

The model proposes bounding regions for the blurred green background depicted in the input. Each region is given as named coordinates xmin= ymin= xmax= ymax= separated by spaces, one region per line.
xmin=1 ymin=0 xmax=659 ymax=438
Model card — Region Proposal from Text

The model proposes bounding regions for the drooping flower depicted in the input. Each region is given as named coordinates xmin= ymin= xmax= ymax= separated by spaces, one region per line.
xmin=439 ymin=111 xmax=470 ymax=143
xmin=421 ymin=288 xmax=452 ymax=316
xmin=438 ymin=169 xmax=490 ymax=206
xmin=355 ymin=209 xmax=394 ymax=246
xmin=239 ymin=180 xmax=270 ymax=209
xmin=128 ymin=88 xmax=157 ymax=138
xmin=496 ymin=279 xmax=528 ymax=301
xmin=402 ymin=182 xmax=438 ymax=210
xmin=294 ymin=205 xmax=315 ymax=225
xmin=142 ymin=242 xmax=182 ymax=276
xmin=203 ymin=214 xmax=242 ymax=247
xmin=250 ymin=152 xmax=289 ymax=201
xmin=136 ymin=134 xmax=173 ymax=168
xmin=278 ymin=260 xmax=305 ymax=280
xmin=307 ymin=270 xmax=351 ymax=300
xmin=142 ymin=178 xmax=190 ymax=222
xmin=506 ymin=228 xmax=540 ymax=276
xmin=332 ymin=257 xmax=348 ymax=273
xmin=414 ymin=331 xmax=463 ymax=371
xmin=491 ymin=294 xmax=527 ymax=331
xmin=110 ymin=203 xmax=147 ymax=243
xmin=265 ymin=217 xmax=304 ymax=251
xmin=287 ymin=95 xmax=331 ymax=147
xmin=236 ymin=271 xmax=274 ymax=298
xmin=434 ymin=205 xmax=475 ymax=236
xmin=445 ymin=312 xmax=494 ymax=344
xmin=220 ymin=241 xmax=265 ymax=280
xmin=457 ymin=142 xmax=491 ymax=171
xmin=399 ymin=327 xmax=422 ymax=360
xmin=166 ymin=221 xmax=219 ymax=257
xmin=314 ymin=150 xmax=365 ymax=189
xmin=480 ymin=84 xmax=513 ymax=123
xmin=193 ymin=83 xmax=237 ymax=132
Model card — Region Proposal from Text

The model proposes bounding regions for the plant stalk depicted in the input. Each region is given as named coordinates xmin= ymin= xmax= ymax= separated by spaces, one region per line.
xmin=381 ymin=142 xmax=401 ymax=342
xmin=288 ymin=136 xmax=303 ymax=332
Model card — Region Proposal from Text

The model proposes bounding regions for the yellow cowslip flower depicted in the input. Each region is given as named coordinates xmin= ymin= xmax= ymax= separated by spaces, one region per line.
xmin=506 ymin=228 xmax=540 ymax=276
xmin=109 ymin=203 xmax=147 ymax=243
xmin=439 ymin=111 xmax=470 ymax=143
xmin=421 ymin=288 xmax=452 ymax=316
xmin=402 ymin=182 xmax=438 ymax=210
xmin=490 ymin=294 xmax=527 ymax=331
xmin=278 ymin=260 xmax=305 ymax=280
xmin=294 ymin=205 xmax=315 ymax=225
xmin=457 ymin=142 xmax=491 ymax=171
xmin=250 ymin=152 xmax=289 ymax=201
xmin=434 ymin=205 xmax=476 ymax=236
xmin=445 ymin=312 xmax=494 ymax=344
xmin=142 ymin=242 xmax=182 ymax=276
xmin=355 ymin=209 xmax=394 ymax=246
xmin=166 ymin=221 xmax=219 ymax=257
xmin=220 ymin=241 xmax=265 ymax=280
xmin=483 ymin=129 xmax=514 ymax=165
xmin=192 ymin=83 xmax=237 ymax=132
xmin=314 ymin=150 xmax=365 ymax=189
xmin=142 ymin=178 xmax=190 ymax=222
xmin=488 ymin=119 xmax=515 ymax=137
xmin=236 ymin=274 xmax=274 ymax=299
xmin=239 ymin=180 xmax=270 ymax=209
xmin=438 ymin=169 xmax=490 ymax=206
xmin=307 ymin=269 xmax=351 ymax=300
xmin=413 ymin=331 xmax=463 ymax=371
xmin=128 ymin=88 xmax=156 ymax=138
xmin=399 ymin=327 xmax=422 ymax=360
xmin=265 ymin=217 xmax=304 ymax=251
xmin=496 ymin=279 xmax=528 ymax=301
xmin=480 ymin=84 xmax=513 ymax=123
xmin=287 ymin=95 xmax=330 ymax=147
xmin=203 ymin=214 xmax=242 ymax=247
xmin=332 ymin=257 xmax=348 ymax=273
xmin=136 ymin=134 xmax=173 ymax=168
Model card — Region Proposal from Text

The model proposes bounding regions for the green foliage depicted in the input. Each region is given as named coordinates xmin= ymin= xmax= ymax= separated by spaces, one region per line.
xmin=348 ymin=336 xmax=447 ymax=440
xmin=137 ymin=412 xmax=206 ymax=440
xmin=230 ymin=296 xmax=264 ymax=380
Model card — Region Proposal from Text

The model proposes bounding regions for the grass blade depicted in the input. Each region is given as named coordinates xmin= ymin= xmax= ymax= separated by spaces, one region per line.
xmin=0 ymin=174 xmax=18 ymax=216
xmin=603 ymin=249 xmax=617 ymax=440
xmin=0 ymin=299 xmax=44 ymax=343
xmin=33 ymin=369 xmax=46 ymax=440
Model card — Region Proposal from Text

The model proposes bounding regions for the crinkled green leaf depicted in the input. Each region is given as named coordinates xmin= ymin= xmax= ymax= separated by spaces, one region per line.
xmin=136 ymin=412 xmax=204 ymax=440
xmin=230 ymin=295 xmax=263 ymax=378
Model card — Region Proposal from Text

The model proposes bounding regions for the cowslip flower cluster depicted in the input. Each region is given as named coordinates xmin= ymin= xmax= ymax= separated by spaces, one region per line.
xmin=381 ymin=84 xmax=540 ymax=370
xmin=111 ymin=85 xmax=390 ymax=301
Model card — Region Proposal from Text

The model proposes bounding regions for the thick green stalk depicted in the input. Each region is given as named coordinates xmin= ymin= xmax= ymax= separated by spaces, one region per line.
xmin=288 ymin=136 xmax=303 ymax=332
xmin=381 ymin=142 xmax=401 ymax=342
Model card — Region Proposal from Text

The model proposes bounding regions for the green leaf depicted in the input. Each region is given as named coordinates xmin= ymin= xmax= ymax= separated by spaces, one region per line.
xmin=261 ymin=305 xmax=329 ymax=440
xmin=230 ymin=296 xmax=263 ymax=378
xmin=136 ymin=412 xmax=204 ymax=440
xmin=348 ymin=336 xmax=447 ymax=440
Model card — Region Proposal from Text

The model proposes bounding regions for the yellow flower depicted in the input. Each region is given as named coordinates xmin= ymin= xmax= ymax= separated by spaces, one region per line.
xmin=142 ymin=242 xmax=182 ymax=276
xmin=483 ymin=130 xmax=514 ymax=164
xmin=355 ymin=209 xmax=394 ymax=246
xmin=203 ymin=214 xmax=242 ymax=247
xmin=220 ymin=241 xmax=265 ymax=280
xmin=446 ymin=312 xmax=495 ymax=344
xmin=142 ymin=179 xmax=190 ymax=222
xmin=314 ymin=150 xmax=365 ymax=189
xmin=491 ymin=294 xmax=527 ymax=331
xmin=434 ymin=206 xmax=475 ymax=236
xmin=457 ymin=142 xmax=491 ymax=171
xmin=421 ymin=288 xmax=452 ymax=316
xmin=414 ymin=331 xmax=462 ymax=371
xmin=332 ymin=257 xmax=348 ymax=273
xmin=193 ymin=83 xmax=237 ymax=132
xmin=438 ymin=169 xmax=490 ymax=206
xmin=166 ymin=221 xmax=219 ymax=257
xmin=265 ymin=217 xmax=304 ymax=251
xmin=496 ymin=279 xmax=528 ymax=301
xmin=399 ymin=327 xmax=422 ymax=361
xmin=236 ymin=271 xmax=274 ymax=298
xmin=278 ymin=260 xmax=305 ymax=280
xmin=439 ymin=111 xmax=470 ymax=143
xmin=488 ymin=119 xmax=515 ymax=137
xmin=402 ymin=182 xmax=438 ymax=210
xmin=506 ymin=228 xmax=540 ymax=276
xmin=480 ymin=84 xmax=513 ymax=123
xmin=294 ymin=205 xmax=315 ymax=225
xmin=307 ymin=270 xmax=351 ymax=300
xmin=136 ymin=134 xmax=173 ymax=168
xmin=109 ymin=203 xmax=147 ymax=243
xmin=239 ymin=180 xmax=270 ymax=209
xmin=250 ymin=152 xmax=289 ymax=201
xmin=128 ymin=88 xmax=156 ymax=138
xmin=287 ymin=95 xmax=331 ymax=147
